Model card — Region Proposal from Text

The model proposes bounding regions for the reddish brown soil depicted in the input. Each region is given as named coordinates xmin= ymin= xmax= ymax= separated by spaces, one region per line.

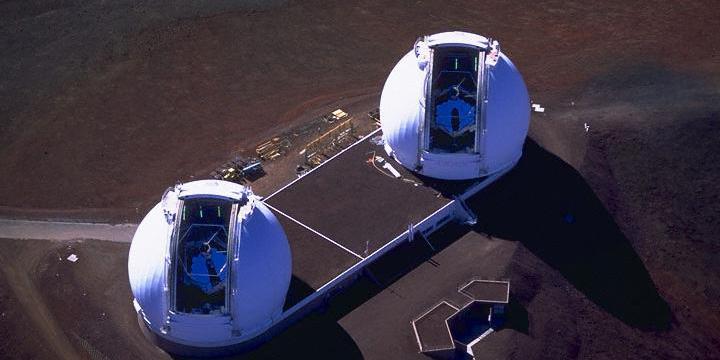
xmin=3 ymin=0 xmax=713 ymax=222
xmin=1 ymin=0 xmax=719 ymax=359
xmin=0 ymin=239 xmax=161 ymax=360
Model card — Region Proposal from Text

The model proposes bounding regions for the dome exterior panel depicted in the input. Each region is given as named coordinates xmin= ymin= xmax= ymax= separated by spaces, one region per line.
xmin=379 ymin=51 xmax=424 ymax=169
xmin=231 ymin=201 xmax=291 ymax=335
xmin=419 ymin=152 xmax=484 ymax=180
xmin=483 ymin=53 xmax=530 ymax=173
xmin=128 ymin=202 xmax=169 ymax=328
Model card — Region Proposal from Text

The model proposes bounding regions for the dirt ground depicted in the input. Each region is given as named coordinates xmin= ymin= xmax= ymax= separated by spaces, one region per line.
xmin=1 ymin=0 xmax=719 ymax=359
xmin=243 ymin=91 xmax=381 ymax=197
xmin=0 ymin=239 xmax=167 ymax=360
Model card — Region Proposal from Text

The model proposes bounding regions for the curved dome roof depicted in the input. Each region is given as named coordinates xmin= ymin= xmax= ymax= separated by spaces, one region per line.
xmin=380 ymin=31 xmax=530 ymax=180
xmin=128 ymin=180 xmax=291 ymax=348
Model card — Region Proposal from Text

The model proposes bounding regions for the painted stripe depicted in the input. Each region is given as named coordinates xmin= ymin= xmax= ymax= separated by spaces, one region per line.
xmin=262 ymin=202 xmax=363 ymax=260
xmin=263 ymin=127 xmax=382 ymax=201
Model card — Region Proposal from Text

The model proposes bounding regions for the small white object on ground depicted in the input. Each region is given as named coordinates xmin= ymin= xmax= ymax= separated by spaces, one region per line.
xmin=369 ymin=135 xmax=385 ymax=146
xmin=584 ymin=123 xmax=590 ymax=132
xmin=382 ymin=162 xmax=402 ymax=178
xmin=67 ymin=254 xmax=79 ymax=262
xmin=531 ymin=103 xmax=545 ymax=113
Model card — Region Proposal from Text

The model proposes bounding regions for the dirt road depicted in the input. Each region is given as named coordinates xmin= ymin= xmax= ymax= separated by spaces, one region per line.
xmin=0 ymin=219 xmax=136 ymax=242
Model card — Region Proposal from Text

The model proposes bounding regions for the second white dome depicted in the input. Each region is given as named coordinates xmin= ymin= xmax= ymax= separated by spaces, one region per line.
xmin=380 ymin=31 xmax=530 ymax=180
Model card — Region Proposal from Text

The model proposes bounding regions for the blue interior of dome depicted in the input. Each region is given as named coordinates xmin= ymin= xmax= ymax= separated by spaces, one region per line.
xmin=174 ymin=198 xmax=233 ymax=314
xmin=428 ymin=46 xmax=479 ymax=153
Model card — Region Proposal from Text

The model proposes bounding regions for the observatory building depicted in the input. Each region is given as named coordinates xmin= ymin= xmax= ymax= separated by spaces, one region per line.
xmin=380 ymin=31 xmax=530 ymax=180
xmin=128 ymin=180 xmax=291 ymax=352
xmin=129 ymin=31 xmax=531 ymax=356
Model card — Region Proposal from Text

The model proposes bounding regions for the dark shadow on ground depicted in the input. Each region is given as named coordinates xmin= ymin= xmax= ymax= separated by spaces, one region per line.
xmin=292 ymin=225 xmax=470 ymax=325
xmin=172 ymin=276 xmax=363 ymax=360
xmin=466 ymin=139 xmax=672 ymax=331
xmin=283 ymin=275 xmax=316 ymax=311
xmin=505 ymin=297 xmax=529 ymax=335
xmin=242 ymin=275 xmax=363 ymax=359
xmin=414 ymin=173 xmax=480 ymax=198
xmin=177 ymin=138 xmax=671 ymax=359
xmin=238 ymin=312 xmax=364 ymax=360
xmin=364 ymin=224 xmax=472 ymax=287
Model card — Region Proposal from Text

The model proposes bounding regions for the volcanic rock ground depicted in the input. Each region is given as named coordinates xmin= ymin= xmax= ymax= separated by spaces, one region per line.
xmin=1 ymin=0 xmax=719 ymax=359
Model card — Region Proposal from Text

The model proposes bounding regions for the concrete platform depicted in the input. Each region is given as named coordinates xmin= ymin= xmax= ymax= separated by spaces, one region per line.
xmin=257 ymin=129 xmax=513 ymax=346
xmin=265 ymin=132 xmax=453 ymax=257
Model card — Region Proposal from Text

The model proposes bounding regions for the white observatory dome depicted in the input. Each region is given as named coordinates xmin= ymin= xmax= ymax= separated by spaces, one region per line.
xmin=128 ymin=180 xmax=291 ymax=350
xmin=380 ymin=31 xmax=530 ymax=180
